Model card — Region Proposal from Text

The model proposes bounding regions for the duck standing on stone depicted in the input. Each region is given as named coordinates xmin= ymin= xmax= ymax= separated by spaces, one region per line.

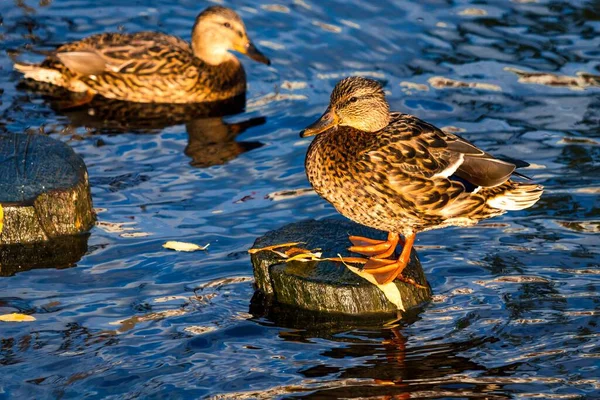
xmin=13 ymin=6 xmax=270 ymax=104
xmin=301 ymin=76 xmax=543 ymax=285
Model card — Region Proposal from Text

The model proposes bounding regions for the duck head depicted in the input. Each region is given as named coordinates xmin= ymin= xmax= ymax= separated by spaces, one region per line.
xmin=300 ymin=76 xmax=390 ymax=137
xmin=192 ymin=6 xmax=270 ymax=66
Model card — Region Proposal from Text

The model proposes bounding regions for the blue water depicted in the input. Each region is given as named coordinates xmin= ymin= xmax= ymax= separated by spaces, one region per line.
xmin=1 ymin=0 xmax=599 ymax=398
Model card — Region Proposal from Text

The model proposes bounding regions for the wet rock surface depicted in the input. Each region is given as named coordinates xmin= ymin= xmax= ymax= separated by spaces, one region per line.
xmin=250 ymin=218 xmax=432 ymax=315
xmin=0 ymin=133 xmax=95 ymax=245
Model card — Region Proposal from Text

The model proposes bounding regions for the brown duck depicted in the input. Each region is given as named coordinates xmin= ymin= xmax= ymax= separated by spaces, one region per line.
xmin=14 ymin=6 xmax=270 ymax=104
xmin=301 ymin=77 xmax=543 ymax=285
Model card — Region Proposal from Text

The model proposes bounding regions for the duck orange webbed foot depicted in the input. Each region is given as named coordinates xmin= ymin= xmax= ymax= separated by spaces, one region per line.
xmin=361 ymin=257 xmax=405 ymax=285
xmin=345 ymin=232 xmax=423 ymax=287
xmin=362 ymin=257 xmax=426 ymax=288
xmin=348 ymin=232 xmax=403 ymax=258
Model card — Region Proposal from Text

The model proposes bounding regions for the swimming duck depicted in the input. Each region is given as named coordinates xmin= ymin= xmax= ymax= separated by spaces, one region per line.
xmin=14 ymin=6 xmax=270 ymax=104
xmin=301 ymin=77 xmax=543 ymax=285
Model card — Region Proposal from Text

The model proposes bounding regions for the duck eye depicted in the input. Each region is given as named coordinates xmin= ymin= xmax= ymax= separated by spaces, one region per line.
xmin=349 ymin=96 xmax=358 ymax=103
xmin=223 ymin=22 xmax=231 ymax=28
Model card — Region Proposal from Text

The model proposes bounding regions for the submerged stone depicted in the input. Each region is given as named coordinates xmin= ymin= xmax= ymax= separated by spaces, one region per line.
xmin=250 ymin=218 xmax=432 ymax=315
xmin=0 ymin=133 xmax=95 ymax=245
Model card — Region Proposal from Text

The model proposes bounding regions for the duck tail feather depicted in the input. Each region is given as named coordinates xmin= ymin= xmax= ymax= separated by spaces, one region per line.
xmin=486 ymin=182 xmax=543 ymax=211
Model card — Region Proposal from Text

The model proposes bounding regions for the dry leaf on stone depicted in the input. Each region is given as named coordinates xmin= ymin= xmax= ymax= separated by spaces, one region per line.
xmin=338 ymin=255 xmax=405 ymax=311
xmin=0 ymin=313 xmax=36 ymax=322
xmin=249 ymin=243 xmax=410 ymax=310
xmin=247 ymin=242 xmax=304 ymax=254
xmin=284 ymin=250 xmax=323 ymax=262
xmin=163 ymin=241 xmax=210 ymax=252
xmin=250 ymin=243 xmax=322 ymax=262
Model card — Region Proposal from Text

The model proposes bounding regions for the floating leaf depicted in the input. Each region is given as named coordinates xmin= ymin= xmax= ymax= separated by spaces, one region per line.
xmin=0 ymin=313 xmax=36 ymax=322
xmin=163 ymin=241 xmax=209 ymax=252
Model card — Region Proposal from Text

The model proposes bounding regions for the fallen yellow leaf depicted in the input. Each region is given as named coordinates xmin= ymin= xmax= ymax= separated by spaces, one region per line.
xmin=247 ymin=242 xmax=305 ymax=254
xmin=0 ymin=313 xmax=36 ymax=322
xmin=0 ymin=204 xmax=3 ymax=234
xmin=284 ymin=251 xmax=323 ymax=262
xmin=249 ymin=242 xmax=417 ymax=311
xmin=337 ymin=254 xmax=405 ymax=311
xmin=163 ymin=241 xmax=209 ymax=252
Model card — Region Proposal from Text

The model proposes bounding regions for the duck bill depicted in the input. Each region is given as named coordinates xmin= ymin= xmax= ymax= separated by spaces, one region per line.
xmin=242 ymin=41 xmax=270 ymax=65
xmin=300 ymin=110 xmax=338 ymax=138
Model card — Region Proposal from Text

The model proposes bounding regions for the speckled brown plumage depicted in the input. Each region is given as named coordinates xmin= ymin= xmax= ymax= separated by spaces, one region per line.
xmin=306 ymin=114 xmax=522 ymax=235
xmin=302 ymin=77 xmax=544 ymax=284
xmin=14 ymin=6 xmax=270 ymax=104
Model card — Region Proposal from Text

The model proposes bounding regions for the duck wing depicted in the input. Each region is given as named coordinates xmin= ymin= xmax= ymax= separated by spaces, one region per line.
xmin=357 ymin=113 xmax=520 ymax=218
xmin=368 ymin=113 xmax=516 ymax=188
xmin=52 ymin=32 xmax=197 ymax=76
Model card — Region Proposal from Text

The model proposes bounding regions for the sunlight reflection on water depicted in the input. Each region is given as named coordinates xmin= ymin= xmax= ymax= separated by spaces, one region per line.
xmin=0 ymin=0 xmax=599 ymax=398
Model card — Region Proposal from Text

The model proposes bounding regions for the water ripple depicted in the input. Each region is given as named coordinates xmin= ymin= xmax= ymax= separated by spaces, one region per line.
xmin=1 ymin=0 xmax=599 ymax=398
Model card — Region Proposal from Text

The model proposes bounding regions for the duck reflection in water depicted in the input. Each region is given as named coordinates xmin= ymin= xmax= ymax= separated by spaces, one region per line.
xmin=250 ymin=297 xmax=507 ymax=398
xmin=34 ymin=91 xmax=266 ymax=168
xmin=184 ymin=113 xmax=265 ymax=168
